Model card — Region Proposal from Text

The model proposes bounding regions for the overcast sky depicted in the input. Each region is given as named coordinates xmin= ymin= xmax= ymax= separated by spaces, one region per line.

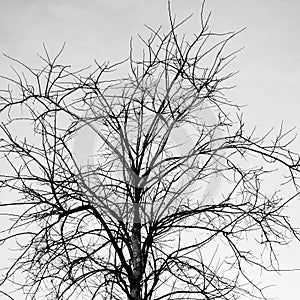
xmin=0 ymin=0 xmax=300 ymax=299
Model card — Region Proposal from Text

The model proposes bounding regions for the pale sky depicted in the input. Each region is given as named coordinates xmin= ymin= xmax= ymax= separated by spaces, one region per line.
xmin=0 ymin=0 xmax=300 ymax=299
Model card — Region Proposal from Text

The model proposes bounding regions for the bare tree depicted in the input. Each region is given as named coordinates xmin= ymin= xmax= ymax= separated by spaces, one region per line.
xmin=0 ymin=2 xmax=300 ymax=300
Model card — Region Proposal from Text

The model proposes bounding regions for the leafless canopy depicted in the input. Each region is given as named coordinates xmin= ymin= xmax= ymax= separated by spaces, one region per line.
xmin=0 ymin=2 xmax=300 ymax=300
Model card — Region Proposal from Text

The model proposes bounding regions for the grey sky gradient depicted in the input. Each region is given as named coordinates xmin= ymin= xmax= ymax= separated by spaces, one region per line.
xmin=0 ymin=0 xmax=300 ymax=299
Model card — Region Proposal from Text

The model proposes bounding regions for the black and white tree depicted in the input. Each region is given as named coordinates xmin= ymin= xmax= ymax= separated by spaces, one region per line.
xmin=0 ymin=2 xmax=300 ymax=300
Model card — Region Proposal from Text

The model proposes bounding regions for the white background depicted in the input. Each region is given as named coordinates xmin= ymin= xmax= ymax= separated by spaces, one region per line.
xmin=0 ymin=0 xmax=300 ymax=299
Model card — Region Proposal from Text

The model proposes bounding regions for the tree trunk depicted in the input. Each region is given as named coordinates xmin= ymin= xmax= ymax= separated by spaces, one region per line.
xmin=130 ymin=202 xmax=142 ymax=300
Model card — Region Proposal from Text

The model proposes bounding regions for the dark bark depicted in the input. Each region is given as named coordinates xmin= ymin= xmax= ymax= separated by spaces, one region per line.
xmin=130 ymin=198 xmax=142 ymax=300
xmin=130 ymin=221 xmax=142 ymax=300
